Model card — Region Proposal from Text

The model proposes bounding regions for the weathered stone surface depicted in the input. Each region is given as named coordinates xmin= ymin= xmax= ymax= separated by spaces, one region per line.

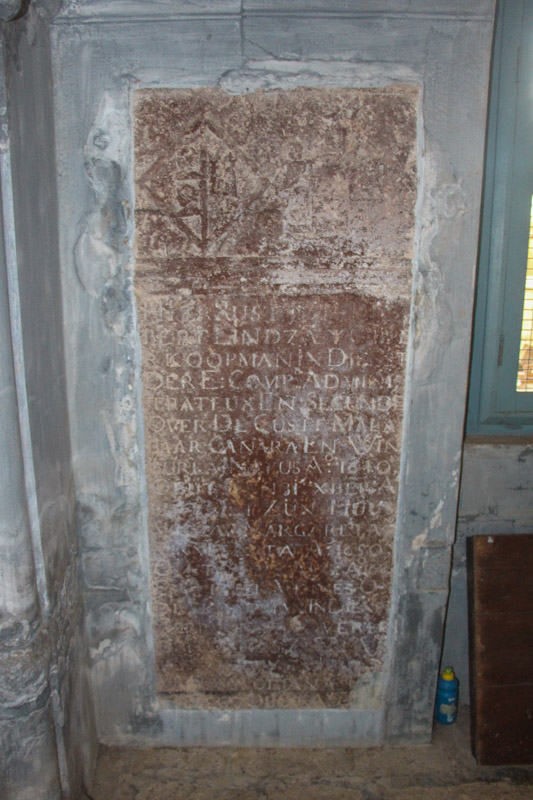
xmin=0 ymin=0 xmax=21 ymax=20
xmin=134 ymin=87 xmax=417 ymax=707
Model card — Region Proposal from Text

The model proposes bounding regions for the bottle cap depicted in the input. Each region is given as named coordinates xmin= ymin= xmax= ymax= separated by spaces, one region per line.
xmin=441 ymin=667 xmax=455 ymax=681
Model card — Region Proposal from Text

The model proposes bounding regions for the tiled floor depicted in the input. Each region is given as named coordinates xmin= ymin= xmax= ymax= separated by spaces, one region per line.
xmin=88 ymin=709 xmax=533 ymax=799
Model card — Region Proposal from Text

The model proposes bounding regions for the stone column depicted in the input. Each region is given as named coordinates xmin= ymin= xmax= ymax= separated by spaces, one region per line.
xmin=0 ymin=33 xmax=62 ymax=800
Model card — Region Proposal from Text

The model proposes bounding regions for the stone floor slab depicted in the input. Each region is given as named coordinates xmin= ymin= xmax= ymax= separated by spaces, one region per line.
xmin=89 ymin=709 xmax=533 ymax=800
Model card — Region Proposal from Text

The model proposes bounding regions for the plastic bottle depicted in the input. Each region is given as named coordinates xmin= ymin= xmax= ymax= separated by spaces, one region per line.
xmin=434 ymin=666 xmax=459 ymax=724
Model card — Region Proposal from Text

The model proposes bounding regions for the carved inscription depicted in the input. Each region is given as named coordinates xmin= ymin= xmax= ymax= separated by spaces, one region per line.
xmin=134 ymin=88 xmax=417 ymax=707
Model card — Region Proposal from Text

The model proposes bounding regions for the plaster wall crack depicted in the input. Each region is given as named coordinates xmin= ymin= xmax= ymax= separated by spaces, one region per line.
xmin=243 ymin=36 xmax=301 ymax=61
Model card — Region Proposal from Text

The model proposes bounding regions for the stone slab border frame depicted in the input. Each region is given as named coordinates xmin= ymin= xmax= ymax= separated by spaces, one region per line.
xmin=46 ymin=0 xmax=494 ymax=746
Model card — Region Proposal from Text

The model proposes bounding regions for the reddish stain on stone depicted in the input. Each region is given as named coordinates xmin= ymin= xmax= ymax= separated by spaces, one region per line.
xmin=134 ymin=88 xmax=417 ymax=708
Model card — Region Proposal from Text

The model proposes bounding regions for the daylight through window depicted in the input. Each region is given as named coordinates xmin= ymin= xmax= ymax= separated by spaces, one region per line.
xmin=516 ymin=196 xmax=533 ymax=392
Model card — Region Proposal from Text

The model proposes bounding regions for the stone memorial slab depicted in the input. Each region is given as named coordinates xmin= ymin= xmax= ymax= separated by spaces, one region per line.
xmin=134 ymin=87 xmax=417 ymax=707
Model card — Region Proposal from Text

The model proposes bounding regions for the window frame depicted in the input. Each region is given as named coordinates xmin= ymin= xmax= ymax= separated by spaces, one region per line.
xmin=467 ymin=0 xmax=533 ymax=435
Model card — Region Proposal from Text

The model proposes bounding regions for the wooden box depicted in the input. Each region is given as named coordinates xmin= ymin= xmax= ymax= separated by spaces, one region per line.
xmin=467 ymin=533 xmax=533 ymax=764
